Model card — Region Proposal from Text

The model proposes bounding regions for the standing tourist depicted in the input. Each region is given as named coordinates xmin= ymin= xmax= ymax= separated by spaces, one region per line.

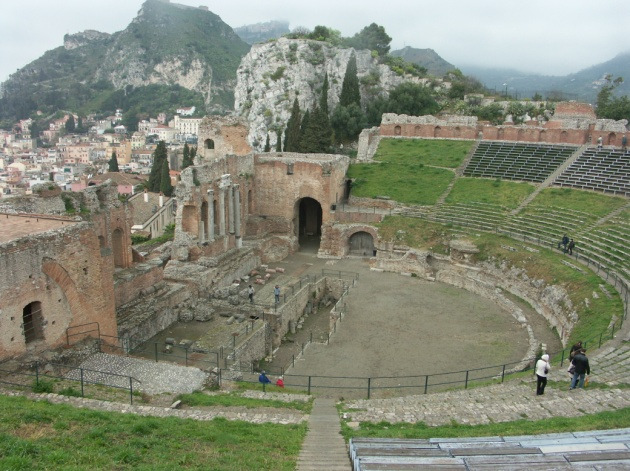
xmin=248 ymin=285 xmax=255 ymax=304
xmin=570 ymin=349 xmax=590 ymax=389
xmin=535 ymin=354 xmax=550 ymax=395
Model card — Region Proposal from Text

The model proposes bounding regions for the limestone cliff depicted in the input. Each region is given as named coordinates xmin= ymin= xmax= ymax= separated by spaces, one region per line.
xmin=234 ymin=37 xmax=434 ymax=150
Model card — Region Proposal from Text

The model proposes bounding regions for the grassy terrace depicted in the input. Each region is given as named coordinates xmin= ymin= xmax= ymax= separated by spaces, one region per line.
xmin=445 ymin=178 xmax=535 ymax=208
xmin=0 ymin=395 xmax=306 ymax=470
xmin=532 ymin=187 xmax=628 ymax=217
xmin=348 ymin=139 xmax=473 ymax=205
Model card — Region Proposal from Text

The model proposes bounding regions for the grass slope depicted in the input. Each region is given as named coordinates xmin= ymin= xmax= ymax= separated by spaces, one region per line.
xmin=445 ymin=177 xmax=535 ymax=208
xmin=0 ymin=395 xmax=306 ymax=470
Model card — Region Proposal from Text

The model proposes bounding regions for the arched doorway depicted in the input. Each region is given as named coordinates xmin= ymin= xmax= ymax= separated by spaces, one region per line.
xmin=112 ymin=228 xmax=125 ymax=268
xmin=204 ymin=139 xmax=215 ymax=149
xmin=295 ymin=197 xmax=322 ymax=252
xmin=23 ymin=301 xmax=44 ymax=344
xmin=348 ymin=231 xmax=374 ymax=256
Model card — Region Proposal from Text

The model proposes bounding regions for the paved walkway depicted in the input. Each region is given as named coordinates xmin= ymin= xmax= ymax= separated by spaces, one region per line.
xmin=297 ymin=398 xmax=351 ymax=471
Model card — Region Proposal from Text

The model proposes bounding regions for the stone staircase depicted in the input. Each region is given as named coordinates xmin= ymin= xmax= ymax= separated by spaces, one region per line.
xmin=297 ymin=398 xmax=351 ymax=470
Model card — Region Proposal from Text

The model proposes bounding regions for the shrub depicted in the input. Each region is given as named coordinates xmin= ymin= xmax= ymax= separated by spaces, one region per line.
xmin=33 ymin=379 xmax=54 ymax=393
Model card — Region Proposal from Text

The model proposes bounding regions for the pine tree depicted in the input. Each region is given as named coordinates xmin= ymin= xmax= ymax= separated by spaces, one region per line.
xmin=264 ymin=133 xmax=271 ymax=152
xmin=339 ymin=54 xmax=361 ymax=107
xmin=284 ymin=98 xmax=302 ymax=152
xmin=159 ymin=158 xmax=173 ymax=196
xmin=148 ymin=141 xmax=167 ymax=192
xmin=108 ymin=151 xmax=120 ymax=172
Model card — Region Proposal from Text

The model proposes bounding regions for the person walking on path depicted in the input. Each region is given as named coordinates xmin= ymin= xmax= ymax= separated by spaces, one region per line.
xmin=569 ymin=341 xmax=583 ymax=362
xmin=274 ymin=285 xmax=280 ymax=304
xmin=567 ymin=239 xmax=575 ymax=255
xmin=275 ymin=376 xmax=285 ymax=388
xmin=535 ymin=354 xmax=550 ymax=395
xmin=570 ymin=349 xmax=590 ymax=389
xmin=248 ymin=285 xmax=254 ymax=304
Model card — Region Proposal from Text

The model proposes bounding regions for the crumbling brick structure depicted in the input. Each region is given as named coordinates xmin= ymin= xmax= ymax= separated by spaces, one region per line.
xmin=0 ymin=182 xmax=131 ymax=360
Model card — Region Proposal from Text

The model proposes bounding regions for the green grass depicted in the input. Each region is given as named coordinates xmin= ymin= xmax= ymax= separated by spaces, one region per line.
xmin=0 ymin=395 xmax=306 ymax=470
xmin=445 ymin=178 xmax=535 ymax=208
xmin=178 ymin=391 xmax=313 ymax=412
xmin=532 ymin=188 xmax=627 ymax=217
xmin=374 ymin=138 xmax=473 ymax=168
xmin=348 ymin=163 xmax=454 ymax=205
xmin=340 ymin=407 xmax=630 ymax=441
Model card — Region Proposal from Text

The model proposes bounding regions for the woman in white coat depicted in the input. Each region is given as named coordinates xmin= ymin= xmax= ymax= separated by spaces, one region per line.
xmin=535 ymin=354 xmax=550 ymax=395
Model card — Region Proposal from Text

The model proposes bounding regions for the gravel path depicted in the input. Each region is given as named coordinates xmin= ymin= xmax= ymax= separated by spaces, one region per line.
xmin=68 ymin=353 xmax=208 ymax=395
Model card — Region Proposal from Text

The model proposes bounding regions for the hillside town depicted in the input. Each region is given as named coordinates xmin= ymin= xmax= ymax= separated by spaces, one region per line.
xmin=0 ymin=107 xmax=200 ymax=197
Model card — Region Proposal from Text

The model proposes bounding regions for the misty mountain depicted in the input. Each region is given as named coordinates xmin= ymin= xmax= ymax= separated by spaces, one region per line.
xmin=0 ymin=0 xmax=250 ymax=121
xmin=234 ymin=21 xmax=290 ymax=45
xmin=460 ymin=52 xmax=630 ymax=102
xmin=390 ymin=46 xmax=456 ymax=77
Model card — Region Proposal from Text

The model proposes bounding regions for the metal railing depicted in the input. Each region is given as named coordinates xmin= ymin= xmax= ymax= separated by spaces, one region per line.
xmin=0 ymin=361 xmax=139 ymax=404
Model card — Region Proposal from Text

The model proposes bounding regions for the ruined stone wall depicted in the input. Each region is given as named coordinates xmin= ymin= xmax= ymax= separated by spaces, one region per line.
xmin=321 ymin=224 xmax=380 ymax=258
xmin=198 ymin=116 xmax=252 ymax=161
xmin=114 ymin=261 xmax=164 ymax=308
xmin=0 ymin=223 xmax=117 ymax=359
xmin=233 ymin=322 xmax=271 ymax=367
xmin=347 ymin=196 xmax=396 ymax=210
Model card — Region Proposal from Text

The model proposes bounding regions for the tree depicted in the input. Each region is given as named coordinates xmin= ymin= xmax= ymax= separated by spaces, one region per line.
xmin=108 ymin=151 xmax=120 ymax=172
xmin=264 ymin=133 xmax=271 ymax=152
xmin=339 ymin=54 xmax=361 ymax=108
xmin=347 ymin=23 xmax=391 ymax=57
xmin=159 ymin=158 xmax=174 ymax=197
xmin=76 ymin=116 xmax=84 ymax=134
xmin=148 ymin=141 xmax=167 ymax=192
xmin=181 ymin=143 xmax=193 ymax=170
xmin=331 ymin=103 xmax=368 ymax=142
xmin=386 ymin=82 xmax=440 ymax=117
xmin=190 ymin=146 xmax=197 ymax=163
xmin=284 ymin=98 xmax=302 ymax=152
xmin=65 ymin=115 xmax=75 ymax=133
xmin=301 ymin=104 xmax=332 ymax=153
xmin=596 ymin=75 xmax=630 ymax=121
xmin=320 ymin=73 xmax=330 ymax=116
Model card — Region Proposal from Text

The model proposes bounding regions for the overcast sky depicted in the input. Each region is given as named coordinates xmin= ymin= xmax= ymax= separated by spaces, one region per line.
xmin=1 ymin=0 xmax=628 ymax=83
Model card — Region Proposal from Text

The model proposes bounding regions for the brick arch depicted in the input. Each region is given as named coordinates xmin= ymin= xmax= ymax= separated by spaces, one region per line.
xmin=434 ymin=126 xmax=442 ymax=138
xmin=41 ymin=259 xmax=85 ymax=334
xmin=344 ymin=226 xmax=378 ymax=256
xmin=607 ymin=132 xmax=617 ymax=145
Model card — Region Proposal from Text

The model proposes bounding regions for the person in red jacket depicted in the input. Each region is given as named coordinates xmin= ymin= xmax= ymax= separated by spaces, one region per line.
xmin=276 ymin=376 xmax=285 ymax=388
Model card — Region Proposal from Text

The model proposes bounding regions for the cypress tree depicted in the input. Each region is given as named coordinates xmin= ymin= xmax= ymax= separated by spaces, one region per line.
xmin=108 ymin=151 xmax=119 ymax=172
xmin=284 ymin=98 xmax=302 ymax=152
xmin=159 ymin=158 xmax=173 ymax=196
xmin=339 ymin=53 xmax=361 ymax=107
xmin=181 ymin=143 xmax=191 ymax=170
xmin=148 ymin=140 xmax=167 ymax=192
xmin=264 ymin=133 xmax=271 ymax=152
xmin=320 ymin=73 xmax=330 ymax=115
xmin=190 ymin=146 xmax=197 ymax=163
xmin=298 ymin=109 xmax=311 ymax=152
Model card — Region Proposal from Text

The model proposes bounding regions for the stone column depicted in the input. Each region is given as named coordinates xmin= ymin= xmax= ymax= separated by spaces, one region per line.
xmin=219 ymin=187 xmax=226 ymax=236
xmin=233 ymin=184 xmax=242 ymax=248
xmin=207 ymin=189 xmax=215 ymax=241
xmin=198 ymin=207 xmax=205 ymax=242
xmin=227 ymin=184 xmax=235 ymax=235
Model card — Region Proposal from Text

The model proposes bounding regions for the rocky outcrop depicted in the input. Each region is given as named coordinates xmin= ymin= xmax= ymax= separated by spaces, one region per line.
xmin=63 ymin=30 xmax=111 ymax=50
xmin=234 ymin=38 xmax=433 ymax=150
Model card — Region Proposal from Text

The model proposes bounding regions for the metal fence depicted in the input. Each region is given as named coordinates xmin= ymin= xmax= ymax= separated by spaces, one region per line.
xmin=0 ymin=361 xmax=139 ymax=404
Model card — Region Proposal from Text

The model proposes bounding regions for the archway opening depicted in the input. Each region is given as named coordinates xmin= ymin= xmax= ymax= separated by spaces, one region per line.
xmin=348 ymin=231 xmax=374 ymax=256
xmin=112 ymin=228 xmax=125 ymax=268
xmin=23 ymin=301 xmax=44 ymax=344
xmin=204 ymin=139 xmax=215 ymax=150
xmin=296 ymin=197 xmax=322 ymax=252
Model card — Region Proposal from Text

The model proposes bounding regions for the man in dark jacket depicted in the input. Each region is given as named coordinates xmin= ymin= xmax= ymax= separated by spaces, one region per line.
xmin=570 ymin=349 xmax=590 ymax=389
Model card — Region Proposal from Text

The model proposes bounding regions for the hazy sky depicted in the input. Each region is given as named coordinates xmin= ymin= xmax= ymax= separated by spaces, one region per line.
xmin=1 ymin=0 xmax=628 ymax=83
